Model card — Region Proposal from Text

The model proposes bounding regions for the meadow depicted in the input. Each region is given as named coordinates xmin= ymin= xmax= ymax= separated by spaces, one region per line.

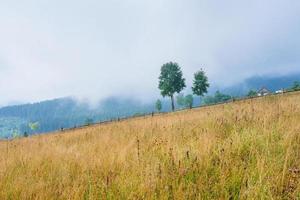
xmin=0 ymin=92 xmax=300 ymax=199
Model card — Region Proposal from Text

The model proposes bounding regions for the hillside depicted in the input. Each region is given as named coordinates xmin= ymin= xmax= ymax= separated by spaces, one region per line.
xmin=223 ymin=73 xmax=300 ymax=96
xmin=0 ymin=91 xmax=300 ymax=199
xmin=0 ymin=73 xmax=299 ymax=139
xmin=0 ymin=97 xmax=159 ymax=138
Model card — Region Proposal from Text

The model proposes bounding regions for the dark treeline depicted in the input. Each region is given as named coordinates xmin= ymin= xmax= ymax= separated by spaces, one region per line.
xmin=0 ymin=97 xmax=165 ymax=138
xmin=0 ymin=66 xmax=299 ymax=138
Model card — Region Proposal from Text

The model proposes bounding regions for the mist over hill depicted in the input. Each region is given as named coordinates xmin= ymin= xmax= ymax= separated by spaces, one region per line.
xmin=0 ymin=97 xmax=162 ymax=138
xmin=222 ymin=72 xmax=300 ymax=96
xmin=0 ymin=73 xmax=299 ymax=138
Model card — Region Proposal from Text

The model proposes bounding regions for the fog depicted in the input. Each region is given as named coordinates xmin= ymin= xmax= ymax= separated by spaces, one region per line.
xmin=0 ymin=0 xmax=299 ymax=106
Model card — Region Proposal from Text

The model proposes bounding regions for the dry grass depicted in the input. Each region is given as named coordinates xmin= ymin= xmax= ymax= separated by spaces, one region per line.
xmin=1 ymin=92 xmax=300 ymax=199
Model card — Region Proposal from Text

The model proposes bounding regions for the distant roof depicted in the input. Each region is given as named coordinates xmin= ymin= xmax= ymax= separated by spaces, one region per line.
xmin=258 ymin=87 xmax=271 ymax=93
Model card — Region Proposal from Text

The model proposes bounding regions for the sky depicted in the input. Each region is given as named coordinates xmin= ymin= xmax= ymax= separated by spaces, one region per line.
xmin=0 ymin=0 xmax=300 ymax=106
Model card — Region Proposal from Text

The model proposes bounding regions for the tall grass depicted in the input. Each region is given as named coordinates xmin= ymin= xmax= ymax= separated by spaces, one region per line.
xmin=0 ymin=92 xmax=300 ymax=199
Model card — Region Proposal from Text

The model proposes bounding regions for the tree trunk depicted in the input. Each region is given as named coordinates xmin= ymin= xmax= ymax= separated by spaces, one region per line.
xmin=199 ymin=96 xmax=202 ymax=107
xmin=171 ymin=95 xmax=175 ymax=111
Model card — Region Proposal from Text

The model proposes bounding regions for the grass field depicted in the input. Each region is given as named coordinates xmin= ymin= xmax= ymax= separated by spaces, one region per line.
xmin=0 ymin=92 xmax=300 ymax=199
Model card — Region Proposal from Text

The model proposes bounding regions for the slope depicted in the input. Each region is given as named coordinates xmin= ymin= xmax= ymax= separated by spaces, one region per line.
xmin=0 ymin=92 xmax=300 ymax=199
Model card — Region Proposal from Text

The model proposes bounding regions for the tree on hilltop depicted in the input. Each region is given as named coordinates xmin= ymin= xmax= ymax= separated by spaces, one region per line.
xmin=292 ymin=81 xmax=300 ymax=91
xmin=176 ymin=93 xmax=185 ymax=109
xmin=247 ymin=90 xmax=257 ymax=97
xmin=177 ymin=93 xmax=194 ymax=109
xmin=155 ymin=99 xmax=162 ymax=112
xmin=158 ymin=62 xmax=186 ymax=111
xmin=192 ymin=69 xmax=209 ymax=105
xmin=184 ymin=94 xmax=194 ymax=109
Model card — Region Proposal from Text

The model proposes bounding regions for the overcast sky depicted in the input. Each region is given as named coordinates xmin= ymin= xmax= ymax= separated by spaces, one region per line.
xmin=0 ymin=0 xmax=300 ymax=106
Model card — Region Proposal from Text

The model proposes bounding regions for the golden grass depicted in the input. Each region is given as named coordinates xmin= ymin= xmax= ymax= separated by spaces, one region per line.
xmin=1 ymin=92 xmax=300 ymax=199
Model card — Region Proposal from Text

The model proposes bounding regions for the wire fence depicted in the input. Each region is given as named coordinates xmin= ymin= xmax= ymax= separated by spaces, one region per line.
xmin=1 ymin=89 xmax=297 ymax=140
xmin=60 ymin=89 xmax=298 ymax=133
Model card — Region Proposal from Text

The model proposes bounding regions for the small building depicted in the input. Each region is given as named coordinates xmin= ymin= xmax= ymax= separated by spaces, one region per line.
xmin=275 ymin=89 xmax=284 ymax=94
xmin=257 ymin=87 xmax=271 ymax=96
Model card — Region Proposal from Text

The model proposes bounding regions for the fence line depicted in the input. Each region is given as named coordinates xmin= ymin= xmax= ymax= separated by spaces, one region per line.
xmin=59 ymin=89 xmax=297 ymax=133
xmin=1 ymin=89 xmax=297 ymax=141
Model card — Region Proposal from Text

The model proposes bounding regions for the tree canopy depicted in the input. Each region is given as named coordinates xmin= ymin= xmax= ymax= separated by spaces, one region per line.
xmin=29 ymin=122 xmax=40 ymax=132
xmin=203 ymin=91 xmax=232 ymax=105
xmin=158 ymin=62 xmax=186 ymax=111
xmin=155 ymin=99 xmax=162 ymax=112
xmin=176 ymin=93 xmax=185 ymax=108
xmin=184 ymin=94 xmax=194 ymax=109
xmin=247 ymin=90 xmax=257 ymax=97
xmin=192 ymin=69 xmax=209 ymax=97
xmin=292 ymin=81 xmax=300 ymax=91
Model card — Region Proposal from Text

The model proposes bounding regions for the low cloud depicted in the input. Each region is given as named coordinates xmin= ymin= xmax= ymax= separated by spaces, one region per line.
xmin=0 ymin=0 xmax=299 ymax=106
